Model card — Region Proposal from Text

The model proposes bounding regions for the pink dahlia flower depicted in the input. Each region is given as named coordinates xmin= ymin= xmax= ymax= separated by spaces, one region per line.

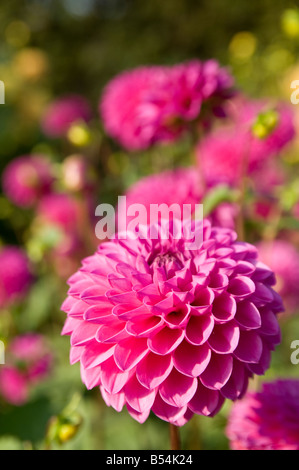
xmin=9 ymin=333 xmax=53 ymax=382
xmin=100 ymin=60 xmax=234 ymax=150
xmin=2 ymin=155 xmax=55 ymax=208
xmin=41 ymin=94 xmax=92 ymax=138
xmin=0 ymin=366 xmax=29 ymax=406
xmin=61 ymin=218 xmax=283 ymax=426
xmin=122 ymin=167 xmax=203 ymax=228
xmin=196 ymin=100 xmax=295 ymax=187
xmin=256 ymin=240 xmax=299 ymax=315
xmin=0 ymin=246 xmax=33 ymax=310
xmin=226 ymin=379 xmax=299 ymax=450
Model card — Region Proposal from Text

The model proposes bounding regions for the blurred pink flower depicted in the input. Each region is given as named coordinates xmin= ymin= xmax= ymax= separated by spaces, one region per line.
xmin=196 ymin=99 xmax=295 ymax=187
xmin=42 ymin=94 xmax=92 ymax=138
xmin=2 ymin=155 xmax=55 ymax=208
xmin=0 ymin=367 xmax=29 ymax=406
xmin=256 ymin=240 xmax=299 ymax=315
xmin=0 ymin=247 xmax=33 ymax=310
xmin=61 ymin=218 xmax=283 ymax=426
xmin=123 ymin=167 xmax=203 ymax=227
xmin=10 ymin=333 xmax=53 ymax=382
xmin=226 ymin=379 xmax=299 ymax=450
xmin=100 ymin=60 xmax=234 ymax=150
xmin=0 ymin=334 xmax=53 ymax=406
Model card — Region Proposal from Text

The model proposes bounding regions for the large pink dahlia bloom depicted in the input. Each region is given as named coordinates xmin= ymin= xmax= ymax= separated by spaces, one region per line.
xmin=61 ymin=219 xmax=283 ymax=426
xmin=2 ymin=155 xmax=55 ymax=208
xmin=100 ymin=60 xmax=234 ymax=151
xmin=0 ymin=246 xmax=33 ymax=309
xmin=226 ymin=379 xmax=299 ymax=450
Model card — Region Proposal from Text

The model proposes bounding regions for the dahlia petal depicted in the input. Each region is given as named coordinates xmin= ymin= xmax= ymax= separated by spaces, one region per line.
xmin=185 ymin=315 xmax=213 ymax=348
xmin=233 ymin=261 xmax=255 ymax=276
xmin=136 ymin=352 xmax=173 ymax=389
xmin=247 ymin=342 xmax=271 ymax=375
xmin=172 ymin=408 xmax=194 ymax=427
xmin=259 ymin=308 xmax=280 ymax=336
xmin=212 ymin=292 xmax=237 ymax=323
xmin=107 ymin=274 xmax=132 ymax=291
xmin=188 ymin=380 xmax=220 ymax=416
xmin=159 ymin=368 xmax=197 ymax=408
xmin=124 ymin=375 xmax=156 ymax=412
xmin=173 ymin=340 xmax=211 ymax=377
xmin=208 ymin=272 xmax=229 ymax=293
xmin=250 ymin=282 xmax=274 ymax=304
xmin=106 ymin=290 xmax=140 ymax=307
xmin=233 ymin=331 xmax=263 ymax=363
xmin=70 ymin=346 xmax=83 ymax=364
xmin=61 ymin=296 xmax=76 ymax=313
xmin=70 ymin=322 xmax=99 ymax=346
xmin=100 ymin=356 xmax=130 ymax=394
xmin=69 ymin=300 xmax=88 ymax=318
xmin=114 ymin=337 xmax=148 ymax=371
xmin=148 ymin=326 xmax=184 ymax=355
xmin=83 ymin=304 xmax=114 ymax=324
xmin=220 ymin=359 xmax=246 ymax=399
xmin=100 ymin=386 xmax=125 ymax=412
xmin=80 ymin=364 xmax=102 ymax=389
xmin=227 ymin=276 xmax=256 ymax=298
xmin=96 ymin=323 xmax=128 ymax=343
xmin=80 ymin=285 xmax=107 ymax=303
xmin=81 ymin=341 xmax=115 ymax=369
xmin=191 ymin=286 xmax=214 ymax=309
xmin=135 ymin=283 xmax=162 ymax=304
xmin=68 ymin=279 xmax=92 ymax=298
xmin=114 ymin=304 xmax=152 ymax=321
xmin=61 ymin=316 xmax=80 ymax=336
xmin=200 ymin=353 xmax=233 ymax=390
xmin=235 ymin=301 xmax=261 ymax=329
xmin=126 ymin=316 xmax=164 ymax=337
xmin=208 ymin=321 xmax=240 ymax=354
xmin=163 ymin=306 xmax=190 ymax=329
xmin=126 ymin=404 xmax=150 ymax=424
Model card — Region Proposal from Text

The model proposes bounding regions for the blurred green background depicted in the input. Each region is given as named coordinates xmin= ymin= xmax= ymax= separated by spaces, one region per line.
xmin=0 ymin=0 xmax=299 ymax=451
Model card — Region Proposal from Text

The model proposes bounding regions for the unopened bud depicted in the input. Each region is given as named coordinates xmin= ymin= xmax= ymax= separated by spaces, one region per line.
xmin=252 ymin=109 xmax=279 ymax=140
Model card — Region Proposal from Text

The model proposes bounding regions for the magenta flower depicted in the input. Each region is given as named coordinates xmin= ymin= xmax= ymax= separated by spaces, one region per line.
xmin=2 ymin=155 xmax=55 ymax=208
xmin=123 ymin=167 xmax=203 ymax=227
xmin=41 ymin=94 xmax=92 ymax=138
xmin=196 ymin=99 xmax=295 ymax=187
xmin=0 ymin=246 xmax=33 ymax=310
xmin=0 ymin=334 xmax=53 ymax=406
xmin=61 ymin=218 xmax=283 ymax=426
xmin=256 ymin=240 xmax=299 ymax=315
xmin=226 ymin=379 xmax=299 ymax=450
xmin=0 ymin=367 xmax=29 ymax=406
xmin=9 ymin=333 xmax=53 ymax=382
xmin=100 ymin=60 xmax=234 ymax=150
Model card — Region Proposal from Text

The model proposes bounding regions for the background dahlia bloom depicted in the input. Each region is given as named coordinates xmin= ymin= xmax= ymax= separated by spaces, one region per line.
xmin=100 ymin=60 xmax=234 ymax=151
xmin=255 ymin=240 xmax=299 ymax=315
xmin=0 ymin=334 xmax=53 ymax=406
xmin=226 ymin=379 xmax=299 ymax=450
xmin=0 ymin=366 xmax=29 ymax=406
xmin=62 ymin=219 xmax=283 ymax=426
xmin=2 ymin=154 xmax=55 ymax=208
xmin=123 ymin=166 xmax=238 ymax=230
xmin=41 ymin=94 xmax=92 ymax=138
xmin=196 ymin=100 xmax=295 ymax=187
xmin=123 ymin=167 xmax=203 ymax=227
xmin=9 ymin=333 xmax=53 ymax=382
xmin=0 ymin=246 xmax=33 ymax=310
